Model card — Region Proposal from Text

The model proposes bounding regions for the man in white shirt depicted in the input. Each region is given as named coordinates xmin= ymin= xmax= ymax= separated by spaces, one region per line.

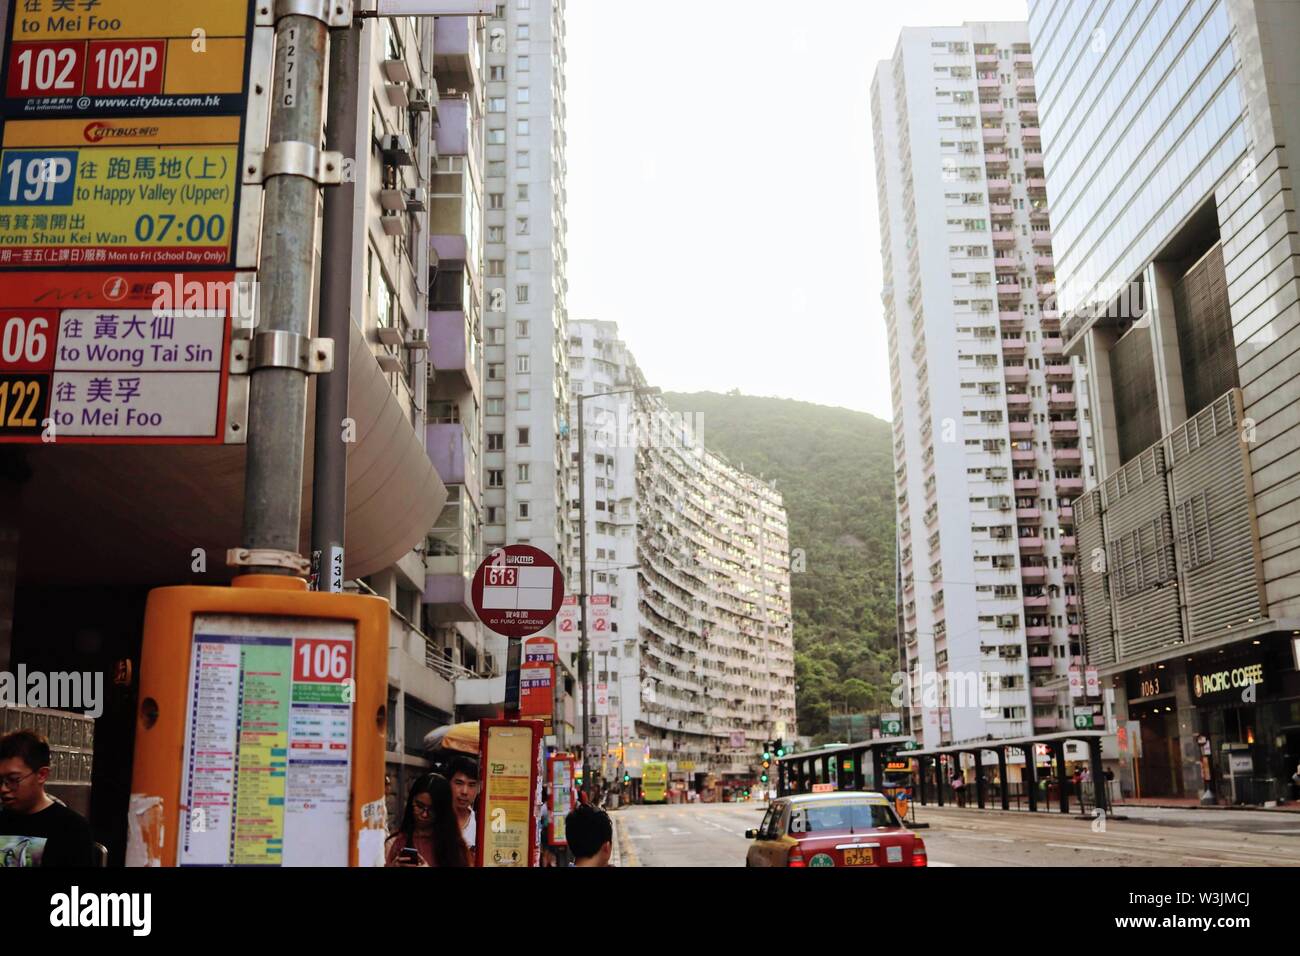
xmin=448 ymin=756 xmax=480 ymax=859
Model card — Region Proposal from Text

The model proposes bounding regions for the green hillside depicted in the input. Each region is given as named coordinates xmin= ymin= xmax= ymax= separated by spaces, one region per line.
xmin=661 ymin=391 xmax=899 ymax=740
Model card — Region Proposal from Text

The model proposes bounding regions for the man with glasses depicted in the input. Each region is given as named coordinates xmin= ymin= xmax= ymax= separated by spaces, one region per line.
xmin=0 ymin=730 xmax=96 ymax=867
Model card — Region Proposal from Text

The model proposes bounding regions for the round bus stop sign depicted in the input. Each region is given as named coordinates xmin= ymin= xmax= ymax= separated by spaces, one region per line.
xmin=471 ymin=545 xmax=564 ymax=639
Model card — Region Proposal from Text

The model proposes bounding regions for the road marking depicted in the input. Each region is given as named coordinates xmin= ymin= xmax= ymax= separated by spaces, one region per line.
xmin=948 ymin=834 xmax=1015 ymax=843
xmin=928 ymin=861 xmax=958 ymax=867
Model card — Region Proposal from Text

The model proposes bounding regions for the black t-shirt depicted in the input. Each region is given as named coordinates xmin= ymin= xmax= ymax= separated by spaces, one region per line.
xmin=0 ymin=800 xmax=96 ymax=867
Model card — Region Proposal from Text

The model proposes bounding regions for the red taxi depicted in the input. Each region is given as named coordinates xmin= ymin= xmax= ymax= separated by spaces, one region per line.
xmin=744 ymin=791 xmax=926 ymax=867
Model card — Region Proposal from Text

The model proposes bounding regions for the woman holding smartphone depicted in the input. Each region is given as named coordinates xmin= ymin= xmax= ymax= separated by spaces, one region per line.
xmin=385 ymin=773 xmax=471 ymax=867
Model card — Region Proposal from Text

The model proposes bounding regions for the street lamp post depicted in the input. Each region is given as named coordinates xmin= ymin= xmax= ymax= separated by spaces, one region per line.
xmin=576 ymin=385 xmax=659 ymax=797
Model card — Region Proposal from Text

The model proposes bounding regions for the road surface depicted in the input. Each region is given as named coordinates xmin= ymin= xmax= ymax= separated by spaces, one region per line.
xmin=612 ymin=800 xmax=1300 ymax=867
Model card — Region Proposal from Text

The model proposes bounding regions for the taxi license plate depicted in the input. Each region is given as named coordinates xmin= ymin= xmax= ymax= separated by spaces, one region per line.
xmin=843 ymin=847 xmax=874 ymax=866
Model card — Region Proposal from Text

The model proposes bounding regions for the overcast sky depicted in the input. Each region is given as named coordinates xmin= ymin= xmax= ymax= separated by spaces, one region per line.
xmin=565 ymin=0 xmax=1029 ymax=420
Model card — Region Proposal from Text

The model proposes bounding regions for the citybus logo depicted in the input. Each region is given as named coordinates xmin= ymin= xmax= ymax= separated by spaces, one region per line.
xmin=83 ymin=121 xmax=161 ymax=143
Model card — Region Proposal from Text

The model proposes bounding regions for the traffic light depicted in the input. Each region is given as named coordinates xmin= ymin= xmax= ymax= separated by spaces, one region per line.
xmin=762 ymin=739 xmax=773 ymax=761
xmin=775 ymin=738 xmax=786 ymax=758
xmin=623 ymin=772 xmax=630 ymax=784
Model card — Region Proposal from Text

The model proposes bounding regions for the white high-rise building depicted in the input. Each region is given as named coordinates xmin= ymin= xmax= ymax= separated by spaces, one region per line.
xmin=872 ymin=23 xmax=1096 ymax=749
xmin=479 ymin=1 xmax=575 ymax=719
xmin=568 ymin=320 xmax=797 ymax=797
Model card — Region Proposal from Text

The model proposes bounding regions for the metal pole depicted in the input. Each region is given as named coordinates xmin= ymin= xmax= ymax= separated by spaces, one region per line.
xmin=241 ymin=9 xmax=332 ymax=571
xmin=578 ymin=397 xmax=591 ymax=796
xmin=310 ymin=17 xmax=360 ymax=591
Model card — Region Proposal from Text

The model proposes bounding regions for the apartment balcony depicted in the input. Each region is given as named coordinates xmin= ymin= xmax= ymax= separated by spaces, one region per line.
xmin=982 ymin=127 xmax=1006 ymax=144
xmin=1033 ymin=716 xmax=1059 ymax=731
xmin=1023 ymin=594 xmax=1049 ymax=608
xmin=988 ymin=177 xmax=1012 ymax=195
xmin=1018 ymin=535 xmax=1044 ymax=552
xmin=1024 ymin=150 xmax=1044 ymax=167
xmin=1022 ymin=126 xmax=1041 ymax=140
xmin=1030 ymin=687 xmax=1056 ymax=701
xmin=1028 ymin=654 xmax=1053 ymax=667
xmin=428 ymin=309 xmax=480 ymax=393
xmin=1061 ymin=537 xmax=1077 ymax=554
xmin=1068 ymin=623 xmax=1080 ymax=638
xmin=1035 ymin=255 xmax=1055 ymax=271
xmin=994 ymin=258 xmax=1018 ymax=271
xmin=1021 ymin=565 xmax=1046 ymax=582
xmin=1027 ymin=177 xmax=1048 ymax=192
xmin=1018 ymin=104 xmax=1039 ymax=122
xmin=1001 ymin=336 xmax=1026 ymax=353
xmin=1014 ymin=53 xmax=1034 ymax=66
xmin=1016 ymin=506 xmax=1041 ymax=521
xmin=1048 ymin=389 xmax=1075 ymax=409
xmin=977 ymin=54 xmax=999 ymax=67
xmin=1040 ymin=308 xmax=1060 ymax=324
xmin=1008 ymin=420 xmax=1033 ymax=438
xmin=426 ymin=422 xmax=475 ymax=488
xmin=1062 ymin=564 xmax=1075 ymax=582
xmin=1030 ymin=203 xmax=1050 ymax=220
xmin=992 ymin=229 xmax=1016 ymax=246
xmin=1045 ymin=363 xmax=1072 ymax=381
xmin=1055 ymin=476 xmax=1084 ymax=494
xmin=1049 ymin=419 xmax=1077 ymax=436
xmin=1052 ymin=447 xmax=1082 ymax=465
xmin=1030 ymin=232 xmax=1053 ymax=251
xmin=1026 ymin=631 xmax=1051 ymax=643
xmin=1016 ymin=77 xmax=1036 ymax=92
xmin=1013 ymin=477 xmax=1038 ymax=492
xmin=984 ymin=151 xmax=1009 ymax=169
xmin=1042 ymin=337 xmax=1064 ymax=357
xmin=434 ymin=96 xmax=472 ymax=157
xmin=1065 ymin=593 xmax=1079 ymax=608
xmin=433 ymin=15 xmax=482 ymax=94
xmin=1003 ymin=366 xmax=1028 ymax=382
xmin=981 ymin=103 xmax=1003 ymax=118
xmin=1006 ymin=392 xmax=1031 ymax=408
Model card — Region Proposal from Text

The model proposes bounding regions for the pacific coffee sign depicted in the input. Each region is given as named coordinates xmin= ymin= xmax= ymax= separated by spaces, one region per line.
xmin=1191 ymin=659 xmax=1265 ymax=703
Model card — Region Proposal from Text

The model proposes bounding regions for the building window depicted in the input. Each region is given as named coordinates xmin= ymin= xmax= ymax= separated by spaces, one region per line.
xmin=488 ymin=193 xmax=504 ymax=209
xmin=486 ymin=398 xmax=504 ymax=415
xmin=516 ymin=285 xmax=529 ymax=303
xmin=517 ymin=89 xmax=530 ymax=104
xmin=517 ymin=251 xmax=530 ymax=270
xmin=487 ymin=225 xmax=504 ymax=242
xmin=516 ymin=390 xmax=530 ymax=410
xmin=517 ymin=25 xmax=529 ymax=40
xmin=488 ymin=128 xmax=506 ymax=145
xmin=516 ymin=150 xmax=529 ymax=168
xmin=487 ymin=259 xmax=505 ymax=276
xmin=488 ymin=97 xmax=506 ymax=113
xmin=487 ymin=506 xmax=502 ymax=524
xmin=517 ymin=464 xmax=531 ymax=482
xmin=516 ymin=216 xmax=529 ymax=235
xmin=518 ymin=501 xmax=531 ymax=519
xmin=487 ymin=432 xmax=504 ymax=451
xmin=517 ymin=55 xmax=529 ymax=72
xmin=487 ymin=363 xmax=504 ymax=380
xmin=487 ymin=470 xmax=504 ymax=488
xmin=516 ymin=320 xmax=529 ymax=338
xmin=517 ymin=355 xmax=530 ymax=373
xmin=517 ymin=184 xmax=529 ymax=200
xmin=517 ymin=118 xmax=530 ymax=135
xmin=489 ymin=65 xmax=505 ymax=81
xmin=518 ymin=427 xmax=530 ymax=446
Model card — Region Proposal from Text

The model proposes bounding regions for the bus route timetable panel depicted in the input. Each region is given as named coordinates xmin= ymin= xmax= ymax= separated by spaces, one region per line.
xmin=0 ymin=271 xmax=232 ymax=443
xmin=0 ymin=0 xmax=253 ymax=118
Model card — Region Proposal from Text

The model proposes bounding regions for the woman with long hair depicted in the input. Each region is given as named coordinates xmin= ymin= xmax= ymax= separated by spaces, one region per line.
xmin=385 ymin=773 xmax=470 ymax=867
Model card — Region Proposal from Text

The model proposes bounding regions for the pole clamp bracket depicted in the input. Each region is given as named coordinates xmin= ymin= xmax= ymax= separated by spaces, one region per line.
xmin=228 ymin=549 xmax=313 ymax=574
xmin=240 ymin=330 xmax=334 ymax=374
xmin=245 ymin=142 xmax=344 ymax=185
xmin=258 ymin=0 xmax=353 ymax=28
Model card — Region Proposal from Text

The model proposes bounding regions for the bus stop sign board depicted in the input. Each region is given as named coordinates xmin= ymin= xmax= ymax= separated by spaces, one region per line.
xmin=471 ymin=544 xmax=564 ymax=639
